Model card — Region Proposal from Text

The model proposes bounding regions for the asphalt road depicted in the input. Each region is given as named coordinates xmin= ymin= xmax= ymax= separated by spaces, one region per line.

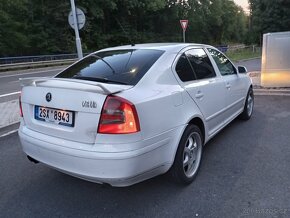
xmin=0 ymin=67 xmax=65 ymax=103
xmin=235 ymin=58 xmax=261 ymax=72
xmin=1 ymin=95 xmax=290 ymax=218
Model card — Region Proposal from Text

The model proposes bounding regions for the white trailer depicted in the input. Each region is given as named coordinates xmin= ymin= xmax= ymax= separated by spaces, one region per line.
xmin=261 ymin=31 xmax=290 ymax=87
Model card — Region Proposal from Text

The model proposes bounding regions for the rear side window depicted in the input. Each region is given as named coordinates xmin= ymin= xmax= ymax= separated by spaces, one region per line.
xmin=175 ymin=49 xmax=215 ymax=82
xmin=175 ymin=54 xmax=195 ymax=82
xmin=185 ymin=49 xmax=216 ymax=80
xmin=56 ymin=49 xmax=164 ymax=85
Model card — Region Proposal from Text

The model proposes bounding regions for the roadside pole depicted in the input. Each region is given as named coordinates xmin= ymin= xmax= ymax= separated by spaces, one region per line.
xmin=180 ymin=20 xmax=188 ymax=43
xmin=70 ymin=0 xmax=83 ymax=59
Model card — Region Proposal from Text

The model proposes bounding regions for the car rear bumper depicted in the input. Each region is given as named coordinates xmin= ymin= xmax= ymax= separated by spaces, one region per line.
xmin=18 ymin=124 xmax=184 ymax=187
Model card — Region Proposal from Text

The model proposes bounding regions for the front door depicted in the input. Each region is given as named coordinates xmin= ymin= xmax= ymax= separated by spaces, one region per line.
xmin=207 ymin=48 xmax=245 ymax=122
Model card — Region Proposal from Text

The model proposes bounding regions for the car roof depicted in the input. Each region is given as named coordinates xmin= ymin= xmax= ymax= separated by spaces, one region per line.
xmin=98 ymin=43 xmax=212 ymax=53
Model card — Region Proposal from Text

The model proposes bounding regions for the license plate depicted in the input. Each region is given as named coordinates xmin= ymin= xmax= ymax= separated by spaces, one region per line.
xmin=34 ymin=106 xmax=74 ymax=127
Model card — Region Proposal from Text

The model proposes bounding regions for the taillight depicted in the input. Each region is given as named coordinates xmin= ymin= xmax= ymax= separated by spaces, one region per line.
xmin=98 ymin=96 xmax=140 ymax=134
xmin=19 ymin=93 xmax=23 ymax=117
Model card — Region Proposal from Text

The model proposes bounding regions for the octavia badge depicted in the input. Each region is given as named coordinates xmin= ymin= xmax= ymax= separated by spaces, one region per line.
xmin=46 ymin=93 xmax=52 ymax=102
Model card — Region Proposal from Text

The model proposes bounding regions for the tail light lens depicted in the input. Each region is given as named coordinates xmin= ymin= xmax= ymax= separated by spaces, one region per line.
xmin=98 ymin=96 xmax=140 ymax=134
xmin=19 ymin=93 xmax=23 ymax=117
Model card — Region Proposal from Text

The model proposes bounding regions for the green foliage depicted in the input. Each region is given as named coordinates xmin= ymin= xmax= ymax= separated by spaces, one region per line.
xmin=249 ymin=0 xmax=290 ymax=43
xmin=0 ymin=0 xmax=250 ymax=57
xmin=186 ymin=0 xmax=247 ymax=44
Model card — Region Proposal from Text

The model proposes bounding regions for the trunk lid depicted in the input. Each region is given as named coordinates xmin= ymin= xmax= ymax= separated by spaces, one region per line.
xmin=20 ymin=77 xmax=132 ymax=144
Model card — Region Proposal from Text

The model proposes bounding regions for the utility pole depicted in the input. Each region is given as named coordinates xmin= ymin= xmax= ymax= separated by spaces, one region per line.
xmin=70 ymin=0 xmax=83 ymax=59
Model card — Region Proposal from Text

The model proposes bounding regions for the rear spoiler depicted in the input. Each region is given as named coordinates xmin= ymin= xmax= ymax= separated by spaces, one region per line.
xmin=19 ymin=77 xmax=133 ymax=95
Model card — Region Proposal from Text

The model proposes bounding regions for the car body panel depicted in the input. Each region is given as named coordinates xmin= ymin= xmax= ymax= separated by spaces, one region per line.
xmin=19 ymin=122 xmax=185 ymax=187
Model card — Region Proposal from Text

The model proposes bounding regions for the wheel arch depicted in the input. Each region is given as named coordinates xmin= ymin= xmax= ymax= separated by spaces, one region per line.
xmin=188 ymin=117 xmax=206 ymax=145
xmin=170 ymin=115 xmax=206 ymax=164
xmin=243 ymin=84 xmax=253 ymax=105
xmin=169 ymin=117 xmax=205 ymax=183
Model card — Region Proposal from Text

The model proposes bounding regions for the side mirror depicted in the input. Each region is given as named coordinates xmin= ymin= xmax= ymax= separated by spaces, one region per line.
xmin=238 ymin=66 xmax=248 ymax=74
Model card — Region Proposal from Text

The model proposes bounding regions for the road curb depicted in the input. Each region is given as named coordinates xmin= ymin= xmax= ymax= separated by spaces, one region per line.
xmin=253 ymin=87 xmax=290 ymax=91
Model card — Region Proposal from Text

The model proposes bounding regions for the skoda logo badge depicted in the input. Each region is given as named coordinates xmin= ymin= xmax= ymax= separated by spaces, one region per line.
xmin=46 ymin=93 xmax=52 ymax=102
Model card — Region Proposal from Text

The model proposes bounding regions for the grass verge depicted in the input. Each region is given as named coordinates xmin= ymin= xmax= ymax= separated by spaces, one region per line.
xmin=226 ymin=49 xmax=261 ymax=61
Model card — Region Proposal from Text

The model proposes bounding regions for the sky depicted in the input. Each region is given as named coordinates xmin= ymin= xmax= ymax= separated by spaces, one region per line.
xmin=233 ymin=0 xmax=250 ymax=13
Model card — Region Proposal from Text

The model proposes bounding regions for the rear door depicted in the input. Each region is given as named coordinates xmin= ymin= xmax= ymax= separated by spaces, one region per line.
xmin=174 ymin=48 xmax=226 ymax=136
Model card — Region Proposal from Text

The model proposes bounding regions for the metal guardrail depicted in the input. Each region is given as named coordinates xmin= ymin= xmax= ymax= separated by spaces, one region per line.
xmin=0 ymin=59 xmax=76 ymax=72
xmin=0 ymin=53 xmax=92 ymax=72
xmin=0 ymin=53 xmax=79 ymax=65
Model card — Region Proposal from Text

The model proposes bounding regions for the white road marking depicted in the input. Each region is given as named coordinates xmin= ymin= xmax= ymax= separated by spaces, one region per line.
xmin=0 ymin=68 xmax=63 ymax=79
xmin=0 ymin=91 xmax=21 ymax=98
xmin=0 ymin=129 xmax=18 ymax=138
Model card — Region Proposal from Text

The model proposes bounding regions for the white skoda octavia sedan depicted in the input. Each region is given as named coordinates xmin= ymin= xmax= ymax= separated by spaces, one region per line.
xmin=18 ymin=43 xmax=254 ymax=187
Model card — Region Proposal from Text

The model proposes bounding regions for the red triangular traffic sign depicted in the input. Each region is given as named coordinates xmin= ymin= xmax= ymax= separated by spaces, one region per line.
xmin=180 ymin=20 xmax=188 ymax=31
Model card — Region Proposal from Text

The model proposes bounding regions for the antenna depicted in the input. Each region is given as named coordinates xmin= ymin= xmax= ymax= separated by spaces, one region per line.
xmin=114 ymin=18 xmax=135 ymax=46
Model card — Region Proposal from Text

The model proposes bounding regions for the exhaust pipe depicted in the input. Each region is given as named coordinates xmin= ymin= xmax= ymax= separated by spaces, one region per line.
xmin=27 ymin=155 xmax=39 ymax=164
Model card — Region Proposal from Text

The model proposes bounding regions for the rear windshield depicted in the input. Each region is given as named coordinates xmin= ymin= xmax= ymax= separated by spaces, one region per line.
xmin=56 ymin=49 xmax=164 ymax=85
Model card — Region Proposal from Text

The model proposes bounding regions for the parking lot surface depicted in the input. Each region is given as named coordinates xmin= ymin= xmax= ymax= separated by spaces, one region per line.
xmin=1 ymin=95 xmax=290 ymax=218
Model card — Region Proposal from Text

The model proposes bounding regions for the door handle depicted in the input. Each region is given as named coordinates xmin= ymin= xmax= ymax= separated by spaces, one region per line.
xmin=195 ymin=92 xmax=204 ymax=99
xmin=226 ymin=83 xmax=231 ymax=89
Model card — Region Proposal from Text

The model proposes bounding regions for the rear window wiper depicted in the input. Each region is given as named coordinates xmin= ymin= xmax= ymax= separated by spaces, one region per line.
xmin=91 ymin=54 xmax=116 ymax=74
xmin=72 ymin=76 xmax=129 ymax=85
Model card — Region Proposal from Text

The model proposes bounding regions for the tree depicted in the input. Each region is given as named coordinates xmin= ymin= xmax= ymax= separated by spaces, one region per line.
xmin=187 ymin=0 xmax=247 ymax=44
xmin=0 ymin=0 xmax=249 ymax=57
xmin=249 ymin=0 xmax=290 ymax=44
xmin=0 ymin=0 xmax=30 ymax=56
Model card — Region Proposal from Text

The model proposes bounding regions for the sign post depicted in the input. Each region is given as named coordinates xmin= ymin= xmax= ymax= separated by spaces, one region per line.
xmin=180 ymin=20 xmax=188 ymax=43
xmin=69 ymin=0 xmax=84 ymax=59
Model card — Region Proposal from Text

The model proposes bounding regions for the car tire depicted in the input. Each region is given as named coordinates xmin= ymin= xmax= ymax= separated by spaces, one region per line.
xmin=239 ymin=87 xmax=254 ymax=120
xmin=170 ymin=124 xmax=203 ymax=185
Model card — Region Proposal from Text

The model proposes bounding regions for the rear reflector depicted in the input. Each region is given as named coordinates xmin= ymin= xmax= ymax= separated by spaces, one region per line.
xmin=98 ymin=96 xmax=140 ymax=134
